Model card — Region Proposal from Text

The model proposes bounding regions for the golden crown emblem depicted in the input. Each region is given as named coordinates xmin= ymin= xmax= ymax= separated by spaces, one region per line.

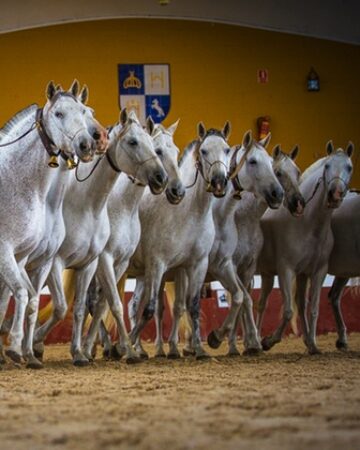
xmin=123 ymin=71 xmax=142 ymax=89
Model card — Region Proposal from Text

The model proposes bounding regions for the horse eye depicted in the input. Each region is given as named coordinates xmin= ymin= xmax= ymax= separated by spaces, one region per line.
xmin=347 ymin=165 xmax=353 ymax=172
xmin=324 ymin=163 xmax=330 ymax=170
xmin=276 ymin=170 xmax=282 ymax=177
xmin=128 ymin=138 xmax=138 ymax=146
xmin=248 ymin=159 xmax=257 ymax=165
xmin=155 ymin=148 xmax=163 ymax=157
xmin=201 ymin=148 xmax=208 ymax=156
xmin=55 ymin=111 xmax=64 ymax=119
xmin=224 ymin=147 xmax=231 ymax=155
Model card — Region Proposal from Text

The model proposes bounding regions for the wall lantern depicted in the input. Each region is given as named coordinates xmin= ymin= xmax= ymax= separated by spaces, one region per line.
xmin=158 ymin=0 xmax=170 ymax=5
xmin=307 ymin=67 xmax=320 ymax=92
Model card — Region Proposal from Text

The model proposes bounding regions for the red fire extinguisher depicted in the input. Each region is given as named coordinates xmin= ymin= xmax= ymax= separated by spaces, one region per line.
xmin=257 ymin=116 xmax=271 ymax=140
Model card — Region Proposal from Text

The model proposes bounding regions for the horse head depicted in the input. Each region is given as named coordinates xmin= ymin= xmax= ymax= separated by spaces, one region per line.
xmin=324 ymin=141 xmax=354 ymax=208
xmin=108 ymin=109 xmax=168 ymax=195
xmin=195 ymin=121 xmax=231 ymax=198
xmin=232 ymin=131 xmax=284 ymax=208
xmin=147 ymin=117 xmax=185 ymax=205
xmin=42 ymin=80 xmax=99 ymax=164
xmin=272 ymin=144 xmax=305 ymax=216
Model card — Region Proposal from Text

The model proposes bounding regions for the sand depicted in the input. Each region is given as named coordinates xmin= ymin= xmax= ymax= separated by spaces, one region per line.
xmin=0 ymin=333 xmax=360 ymax=450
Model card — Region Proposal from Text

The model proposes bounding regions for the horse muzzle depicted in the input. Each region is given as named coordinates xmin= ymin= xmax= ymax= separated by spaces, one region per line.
xmin=165 ymin=181 xmax=186 ymax=205
xmin=74 ymin=134 xmax=96 ymax=162
xmin=287 ymin=194 xmax=306 ymax=217
xmin=148 ymin=169 xmax=168 ymax=195
xmin=208 ymin=174 xmax=228 ymax=198
xmin=327 ymin=181 xmax=347 ymax=208
xmin=264 ymin=184 xmax=284 ymax=209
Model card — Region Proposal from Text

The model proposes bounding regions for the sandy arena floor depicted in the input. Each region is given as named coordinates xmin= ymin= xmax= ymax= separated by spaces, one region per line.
xmin=0 ymin=333 xmax=360 ymax=450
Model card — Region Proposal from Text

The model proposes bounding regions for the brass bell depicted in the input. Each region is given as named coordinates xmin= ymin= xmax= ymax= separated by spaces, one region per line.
xmin=66 ymin=158 xmax=77 ymax=170
xmin=48 ymin=155 xmax=59 ymax=168
xmin=233 ymin=190 xmax=242 ymax=200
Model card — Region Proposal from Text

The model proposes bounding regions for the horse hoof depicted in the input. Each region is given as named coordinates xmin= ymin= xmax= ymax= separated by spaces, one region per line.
xmin=243 ymin=347 xmax=262 ymax=356
xmin=155 ymin=351 xmax=167 ymax=359
xmin=110 ymin=345 xmax=124 ymax=361
xmin=73 ymin=357 xmax=90 ymax=367
xmin=182 ymin=348 xmax=196 ymax=357
xmin=167 ymin=351 xmax=181 ymax=360
xmin=336 ymin=340 xmax=348 ymax=351
xmin=33 ymin=349 xmax=44 ymax=362
xmin=227 ymin=349 xmax=241 ymax=357
xmin=5 ymin=350 xmax=22 ymax=364
xmin=33 ymin=343 xmax=44 ymax=361
xmin=261 ymin=337 xmax=273 ymax=351
xmin=138 ymin=352 xmax=149 ymax=360
xmin=0 ymin=355 xmax=6 ymax=365
xmin=126 ymin=355 xmax=142 ymax=365
xmin=26 ymin=358 xmax=44 ymax=370
xmin=308 ymin=347 xmax=322 ymax=355
xmin=103 ymin=348 xmax=111 ymax=360
xmin=207 ymin=330 xmax=222 ymax=349
xmin=196 ymin=352 xmax=211 ymax=361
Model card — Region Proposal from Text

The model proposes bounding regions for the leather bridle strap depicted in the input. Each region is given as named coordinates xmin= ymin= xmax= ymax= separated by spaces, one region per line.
xmin=35 ymin=108 xmax=61 ymax=158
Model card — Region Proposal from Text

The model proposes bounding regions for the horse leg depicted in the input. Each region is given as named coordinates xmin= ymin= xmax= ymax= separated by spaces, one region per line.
xmin=22 ymin=262 xmax=55 ymax=369
xmin=71 ymin=260 xmax=99 ymax=366
xmin=256 ymin=274 xmax=275 ymax=335
xmin=155 ymin=278 xmax=166 ymax=358
xmin=294 ymin=274 xmax=310 ymax=345
xmin=305 ymin=267 xmax=328 ymax=355
xmin=328 ymin=277 xmax=348 ymax=350
xmin=86 ymin=254 xmax=139 ymax=364
xmin=168 ymin=269 xmax=188 ymax=359
xmin=185 ymin=260 xmax=211 ymax=360
xmin=261 ymin=267 xmax=294 ymax=350
xmin=128 ymin=277 xmax=149 ymax=359
xmin=129 ymin=262 xmax=165 ymax=350
xmin=0 ymin=284 xmax=11 ymax=364
xmin=33 ymin=258 xmax=68 ymax=354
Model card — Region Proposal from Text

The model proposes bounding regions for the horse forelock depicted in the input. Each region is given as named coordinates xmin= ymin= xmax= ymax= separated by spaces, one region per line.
xmin=0 ymin=104 xmax=38 ymax=141
xmin=203 ymin=128 xmax=225 ymax=140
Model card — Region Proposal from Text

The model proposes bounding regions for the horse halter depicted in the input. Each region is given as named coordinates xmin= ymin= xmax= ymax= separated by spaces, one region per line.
xmin=186 ymin=135 xmax=229 ymax=191
xmin=227 ymin=144 xmax=254 ymax=200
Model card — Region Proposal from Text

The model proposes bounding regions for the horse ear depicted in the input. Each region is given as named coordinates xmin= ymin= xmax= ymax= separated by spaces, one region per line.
xmin=346 ymin=141 xmax=354 ymax=158
xmin=198 ymin=122 xmax=206 ymax=140
xmin=146 ymin=115 xmax=155 ymax=135
xmin=272 ymin=144 xmax=282 ymax=160
xmin=326 ymin=140 xmax=334 ymax=155
xmin=69 ymin=79 xmax=80 ymax=97
xmin=290 ymin=145 xmax=299 ymax=160
xmin=120 ymin=108 xmax=128 ymax=126
xmin=222 ymin=121 xmax=231 ymax=140
xmin=259 ymin=132 xmax=271 ymax=149
xmin=46 ymin=81 xmax=56 ymax=100
xmin=167 ymin=119 xmax=180 ymax=136
xmin=78 ymin=85 xmax=89 ymax=104
xmin=242 ymin=130 xmax=253 ymax=149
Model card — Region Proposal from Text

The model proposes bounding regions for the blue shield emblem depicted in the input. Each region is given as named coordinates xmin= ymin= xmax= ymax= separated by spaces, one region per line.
xmin=118 ymin=64 xmax=170 ymax=124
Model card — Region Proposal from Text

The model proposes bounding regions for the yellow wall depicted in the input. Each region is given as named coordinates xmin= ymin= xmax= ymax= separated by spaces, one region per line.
xmin=1 ymin=19 xmax=360 ymax=183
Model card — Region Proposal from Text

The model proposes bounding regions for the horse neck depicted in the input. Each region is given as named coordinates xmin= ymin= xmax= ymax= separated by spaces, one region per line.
xmin=78 ymin=152 xmax=120 ymax=215
xmin=47 ymin=159 xmax=72 ymax=212
xmin=0 ymin=114 xmax=58 ymax=201
xmin=301 ymin=167 xmax=333 ymax=231
xmin=188 ymin=168 xmax=214 ymax=216
xmin=235 ymin=193 xmax=266 ymax=224
xmin=110 ymin=174 xmax=146 ymax=216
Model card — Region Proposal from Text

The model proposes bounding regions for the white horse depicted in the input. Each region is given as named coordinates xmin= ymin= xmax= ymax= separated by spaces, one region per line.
xmin=81 ymin=119 xmax=185 ymax=362
xmin=160 ymin=132 xmax=285 ymax=358
xmin=257 ymin=142 xmax=353 ymax=354
xmin=326 ymin=191 xmax=360 ymax=350
xmin=33 ymin=109 xmax=168 ymax=366
xmin=127 ymin=122 xmax=231 ymax=359
xmin=0 ymin=81 xmax=99 ymax=367
xmin=227 ymin=145 xmax=305 ymax=355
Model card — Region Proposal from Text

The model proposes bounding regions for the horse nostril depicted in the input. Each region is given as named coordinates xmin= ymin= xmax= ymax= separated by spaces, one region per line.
xmin=92 ymin=130 xmax=101 ymax=140
xmin=79 ymin=140 xmax=89 ymax=151
xmin=155 ymin=172 xmax=165 ymax=184
xmin=272 ymin=189 xmax=279 ymax=199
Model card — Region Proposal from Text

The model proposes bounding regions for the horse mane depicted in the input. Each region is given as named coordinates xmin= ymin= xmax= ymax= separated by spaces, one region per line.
xmin=0 ymin=104 xmax=38 ymax=142
xmin=178 ymin=139 xmax=197 ymax=167
xmin=300 ymin=157 xmax=326 ymax=182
